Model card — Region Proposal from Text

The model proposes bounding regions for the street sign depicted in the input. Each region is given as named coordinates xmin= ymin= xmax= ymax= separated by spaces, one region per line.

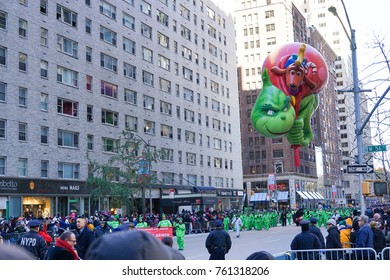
xmin=367 ymin=145 xmax=387 ymax=152
xmin=347 ymin=164 xmax=374 ymax=174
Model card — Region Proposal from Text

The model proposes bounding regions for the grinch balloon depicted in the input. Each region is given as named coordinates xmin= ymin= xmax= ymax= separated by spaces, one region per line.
xmin=251 ymin=43 xmax=328 ymax=166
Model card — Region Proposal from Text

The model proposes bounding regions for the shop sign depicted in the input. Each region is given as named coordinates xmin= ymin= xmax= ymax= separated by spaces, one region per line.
xmin=0 ymin=179 xmax=18 ymax=191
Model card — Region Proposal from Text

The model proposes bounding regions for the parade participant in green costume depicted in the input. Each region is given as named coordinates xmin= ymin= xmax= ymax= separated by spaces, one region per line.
xmin=135 ymin=216 xmax=149 ymax=228
xmin=158 ymin=214 xmax=172 ymax=227
xmin=173 ymin=218 xmax=185 ymax=250
xmin=223 ymin=215 xmax=230 ymax=232
xmin=107 ymin=215 xmax=120 ymax=229
xmin=287 ymin=211 xmax=293 ymax=225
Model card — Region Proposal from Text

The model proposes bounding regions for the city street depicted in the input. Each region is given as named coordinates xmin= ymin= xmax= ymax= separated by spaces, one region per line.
xmin=171 ymin=224 xmax=328 ymax=260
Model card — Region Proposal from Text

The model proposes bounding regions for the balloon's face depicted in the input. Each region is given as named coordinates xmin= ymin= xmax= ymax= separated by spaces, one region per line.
xmin=251 ymin=70 xmax=296 ymax=138
xmin=263 ymin=42 xmax=328 ymax=97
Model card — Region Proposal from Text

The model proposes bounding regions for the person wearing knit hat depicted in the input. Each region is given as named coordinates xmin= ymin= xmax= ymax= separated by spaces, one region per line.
xmin=85 ymin=230 xmax=185 ymax=260
xmin=325 ymin=219 xmax=343 ymax=260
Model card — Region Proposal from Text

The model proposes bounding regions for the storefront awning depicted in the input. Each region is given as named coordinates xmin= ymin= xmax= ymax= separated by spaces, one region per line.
xmin=192 ymin=186 xmax=216 ymax=193
xmin=250 ymin=192 xmax=267 ymax=202
xmin=302 ymin=191 xmax=315 ymax=200
xmin=296 ymin=190 xmax=309 ymax=200
xmin=277 ymin=191 xmax=289 ymax=202
xmin=309 ymin=192 xmax=320 ymax=199
xmin=314 ymin=192 xmax=325 ymax=200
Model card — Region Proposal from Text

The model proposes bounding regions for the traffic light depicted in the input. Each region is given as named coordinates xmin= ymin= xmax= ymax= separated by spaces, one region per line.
xmin=373 ymin=181 xmax=388 ymax=196
xmin=361 ymin=182 xmax=371 ymax=195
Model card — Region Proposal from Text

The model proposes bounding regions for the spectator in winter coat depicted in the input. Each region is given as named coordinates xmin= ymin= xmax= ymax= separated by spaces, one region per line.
xmin=356 ymin=215 xmax=375 ymax=259
xmin=45 ymin=231 xmax=78 ymax=260
xmin=309 ymin=218 xmax=325 ymax=249
xmin=325 ymin=219 xmax=343 ymax=260
xmin=75 ymin=217 xmax=95 ymax=259
xmin=370 ymin=221 xmax=386 ymax=255
xmin=290 ymin=220 xmax=322 ymax=260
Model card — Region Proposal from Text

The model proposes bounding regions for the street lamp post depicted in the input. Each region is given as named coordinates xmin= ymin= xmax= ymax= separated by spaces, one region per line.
xmin=328 ymin=1 xmax=365 ymax=211
xmin=131 ymin=132 xmax=152 ymax=216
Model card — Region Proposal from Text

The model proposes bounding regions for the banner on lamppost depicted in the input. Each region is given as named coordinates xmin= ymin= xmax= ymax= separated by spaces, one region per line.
xmin=268 ymin=173 xmax=276 ymax=191
xmin=137 ymin=157 xmax=149 ymax=183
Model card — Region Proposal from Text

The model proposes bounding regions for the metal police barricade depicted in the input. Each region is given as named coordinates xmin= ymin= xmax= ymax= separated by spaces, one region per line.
xmin=380 ymin=247 xmax=390 ymax=260
xmin=284 ymin=247 xmax=378 ymax=260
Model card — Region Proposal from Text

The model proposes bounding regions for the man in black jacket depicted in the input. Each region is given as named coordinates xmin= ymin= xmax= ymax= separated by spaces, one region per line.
xmin=205 ymin=220 xmax=232 ymax=260
xmin=75 ymin=217 xmax=95 ymax=259
xmin=309 ymin=217 xmax=325 ymax=249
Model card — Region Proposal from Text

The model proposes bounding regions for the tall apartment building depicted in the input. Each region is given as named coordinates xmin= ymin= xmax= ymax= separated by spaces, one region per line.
xmin=0 ymin=0 xmax=243 ymax=218
xmin=234 ymin=0 xmax=340 ymax=210
xmin=293 ymin=0 xmax=373 ymax=206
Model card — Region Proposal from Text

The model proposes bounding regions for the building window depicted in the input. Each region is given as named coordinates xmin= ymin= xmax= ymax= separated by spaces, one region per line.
xmin=85 ymin=18 xmax=92 ymax=34
xmin=100 ymin=53 xmax=117 ymax=72
xmin=0 ymin=157 xmax=6 ymax=175
xmin=125 ymin=115 xmax=137 ymax=131
xmin=19 ymin=52 xmax=27 ymax=71
xmin=40 ymin=0 xmax=48 ymax=14
xmin=140 ymin=0 xmax=151 ymax=16
xmin=41 ymin=126 xmax=48 ymax=144
xmin=57 ymin=35 xmax=78 ymax=57
xmin=266 ymin=23 xmax=275 ymax=32
xmin=157 ymin=32 xmax=169 ymax=49
xmin=58 ymin=162 xmax=79 ymax=179
xmin=99 ymin=0 xmax=116 ymax=19
xmin=40 ymin=28 xmax=48 ymax=46
xmin=18 ymin=158 xmax=27 ymax=177
xmin=157 ymin=10 xmax=169 ymax=26
xmin=0 ymin=82 xmax=6 ymax=102
xmin=142 ymin=71 xmax=154 ymax=86
xmin=186 ymin=153 xmax=196 ymax=165
xmin=0 ymin=46 xmax=6 ymax=66
xmin=123 ymin=37 xmax=135 ymax=54
xmin=144 ymin=120 xmax=155 ymax=135
xmin=57 ymin=98 xmax=78 ymax=117
xmin=40 ymin=160 xmax=48 ymax=178
xmin=273 ymin=149 xmax=284 ymax=158
xmin=161 ymin=124 xmax=173 ymax=139
xmin=58 ymin=129 xmax=79 ymax=148
xmin=87 ymin=134 xmax=94 ymax=150
xmin=101 ymin=80 xmax=118 ymax=98
xmin=160 ymin=101 xmax=172 ymax=115
xmin=40 ymin=93 xmax=48 ymax=111
xmin=57 ymin=5 xmax=77 ymax=27
xmin=158 ymin=55 xmax=170 ymax=70
xmin=87 ymin=105 xmax=93 ymax=122
xmin=19 ymin=87 xmax=27 ymax=107
xmin=141 ymin=23 xmax=152 ymax=39
xmin=102 ymin=137 xmax=118 ymax=153
xmin=159 ymin=78 xmax=171 ymax=93
xmin=184 ymin=109 xmax=194 ymax=123
xmin=123 ymin=63 xmax=136 ymax=79
xmin=185 ymin=130 xmax=195 ymax=144
xmin=162 ymin=172 xmax=174 ymax=185
xmin=19 ymin=18 xmax=27 ymax=38
xmin=101 ymin=109 xmax=118 ymax=126
xmin=161 ymin=148 xmax=174 ymax=162
xmin=0 ymin=10 xmax=7 ymax=30
xmin=142 ymin=46 xmax=153 ymax=62
xmin=86 ymin=75 xmax=92 ymax=91
xmin=0 ymin=119 xmax=5 ymax=138
xmin=181 ymin=25 xmax=191 ymax=41
xmin=123 ymin=12 xmax=135 ymax=29
xmin=40 ymin=60 xmax=48 ymax=78
xmin=57 ymin=66 xmax=78 ymax=87
xmin=124 ymin=88 xmax=137 ymax=105
xmin=100 ymin=26 xmax=117 ymax=46
xmin=183 ymin=87 xmax=194 ymax=102
xmin=143 ymin=95 xmax=154 ymax=110
xmin=18 ymin=122 xmax=27 ymax=141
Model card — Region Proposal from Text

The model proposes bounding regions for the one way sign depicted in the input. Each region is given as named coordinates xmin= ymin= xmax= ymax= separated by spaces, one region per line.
xmin=347 ymin=164 xmax=374 ymax=174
